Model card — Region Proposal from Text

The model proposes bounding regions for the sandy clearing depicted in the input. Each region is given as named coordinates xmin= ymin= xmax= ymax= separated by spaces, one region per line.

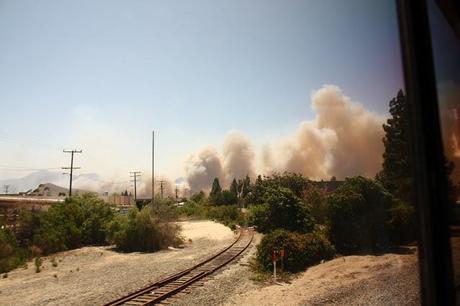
xmin=0 ymin=220 xmax=235 ymax=306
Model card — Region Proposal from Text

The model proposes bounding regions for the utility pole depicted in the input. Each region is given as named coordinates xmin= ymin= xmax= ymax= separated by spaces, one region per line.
xmin=3 ymin=184 xmax=9 ymax=194
xmin=130 ymin=171 xmax=141 ymax=202
xmin=152 ymin=130 xmax=155 ymax=206
xmin=62 ymin=149 xmax=82 ymax=197
xmin=158 ymin=179 xmax=165 ymax=198
xmin=175 ymin=185 xmax=179 ymax=202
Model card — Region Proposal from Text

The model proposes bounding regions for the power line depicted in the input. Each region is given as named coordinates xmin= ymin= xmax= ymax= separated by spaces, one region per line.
xmin=62 ymin=149 xmax=82 ymax=197
xmin=130 ymin=171 xmax=141 ymax=202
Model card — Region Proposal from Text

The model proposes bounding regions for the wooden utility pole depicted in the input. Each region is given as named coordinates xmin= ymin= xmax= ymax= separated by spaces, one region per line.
xmin=158 ymin=180 xmax=165 ymax=198
xmin=152 ymin=130 xmax=155 ymax=205
xmin=130 ymin=171 xmax=141 ymax=202
xmin=62 ymin=149 xmax=82 ymax=196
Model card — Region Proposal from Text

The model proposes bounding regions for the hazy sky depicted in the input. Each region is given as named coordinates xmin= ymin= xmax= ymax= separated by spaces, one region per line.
xmin=0 ymin=0 xmax=404 ymax=185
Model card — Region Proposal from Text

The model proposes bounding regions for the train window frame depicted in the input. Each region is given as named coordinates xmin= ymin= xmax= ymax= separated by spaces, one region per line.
xmin=397 ymin=0 xmax=460 ymax=304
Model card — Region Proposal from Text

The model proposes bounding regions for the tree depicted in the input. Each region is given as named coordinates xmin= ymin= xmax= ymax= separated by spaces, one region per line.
xmin=328 ymin=176 xmax=393 ymax=252
xmin=249 ymin=186 xmax=314 ymax=233
xmin=230 ymin=178 xmax=238 ymax=197
xmin=210 ymin=178 xmax=222 ymax=196
xmin=376 ymin=90 xmax=413 ymax=203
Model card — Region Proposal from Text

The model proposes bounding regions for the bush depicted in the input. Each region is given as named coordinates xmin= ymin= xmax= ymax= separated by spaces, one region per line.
xmin=0 ymin=229 xmax=25 ymax=273
xmin=31 ymin=193 xmax=114 ymax=254
xmin=256 ymin=229 xmax=334 ymax=272
xmin=176 ymin=200 xmax=206 ymax=218
xmin=206 ymin=205 xmax=244 ymax=227
xmin=386 ymin=199 xmax=416 ymax=244
xmin=249 ymin=186 xmax=314 ymax=233
xmin=327 ymin=176 xmax=393 ymax=252
xmin=106 ymin=207 xmax=183 ymax=252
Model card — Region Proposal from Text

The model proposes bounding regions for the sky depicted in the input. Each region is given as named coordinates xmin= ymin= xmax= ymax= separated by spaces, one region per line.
xmin=0 ymin=0 xmax=404 ymax=190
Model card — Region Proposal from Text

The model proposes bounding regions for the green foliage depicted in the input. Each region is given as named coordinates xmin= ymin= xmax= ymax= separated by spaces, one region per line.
xmin=303 ymin=184 xmax=328 ymax=225
xmin=220 ymin=190 xmax=238 ymax=205
xmin=190 ymin=191 xmax=205 ymax=203
xmin=327 ymin=177 xmax=393 ymax=252
xmin=376 ymin=90 xmax=413 ymax=203
xmin=210 ymin=178 xmax=222 ymax=196
xmin=256 ymin=229 xmax=334 ymax=272
xmin=32 ymin=193 xmax=114 ymax=254
xmin=230 ymin=178 xmax=238 ymax=196
xmin=0 ymin=229 xmax=25 ymax=273
xmin=386 ymin=199 xmax=416 ymax=244
xmin=246 ymin=172 xmax=309 ymax=205
xmin=248 ymin=204 xmax=270 ymax=232
xmin=106 ymin=207 xmax=183 ymax=252
xmin=176 ymin=200 xmax=207 ymax=219
xmin=249 ymin=186 xmax=314 ymax=233
xmin=206 ymin=205 xmax=244 ymax=228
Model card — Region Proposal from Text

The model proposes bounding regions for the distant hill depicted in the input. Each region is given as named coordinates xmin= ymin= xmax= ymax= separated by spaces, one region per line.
xmin=25 ymin=183 xmax=90 ymax=197
xmin=0 ymin=170 xmax=104 ymax=194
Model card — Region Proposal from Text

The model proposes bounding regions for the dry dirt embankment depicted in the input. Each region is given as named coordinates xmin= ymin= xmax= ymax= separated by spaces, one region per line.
xmin=174 ymin=246 xmax=420 ymax=306
xmin=0 ymin=220 xmax=235 ymax=306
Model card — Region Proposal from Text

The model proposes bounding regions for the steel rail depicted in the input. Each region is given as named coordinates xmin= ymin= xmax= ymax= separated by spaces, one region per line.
xmin=103 ymin=228 xmax=253 ymax=306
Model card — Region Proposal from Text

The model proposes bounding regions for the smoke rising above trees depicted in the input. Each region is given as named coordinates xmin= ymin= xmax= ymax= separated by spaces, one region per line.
xmin=184 ymin=85 xmax=386 ymax=191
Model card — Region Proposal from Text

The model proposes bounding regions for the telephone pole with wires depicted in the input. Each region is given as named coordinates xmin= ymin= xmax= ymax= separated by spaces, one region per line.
xmin=62 ymin=149 xmax=82 ymax=197
xmin=130 ymin=171 xmax=141 ymax=202
xmin=3 ymin=184 xmax=9 ymax=194
xmin=158 ymin=179 xmax=165 ymax=198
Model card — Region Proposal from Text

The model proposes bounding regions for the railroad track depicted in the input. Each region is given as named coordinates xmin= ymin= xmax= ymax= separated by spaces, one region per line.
xmin=104 ymin=228 xmax=254 ymax=306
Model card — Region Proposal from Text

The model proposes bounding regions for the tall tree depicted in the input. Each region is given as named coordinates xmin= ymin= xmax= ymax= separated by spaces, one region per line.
xmin=377 ymin=90 xmax=413 ymax=203
xmin=210 ymin=178 xmax=222 ymax=197
xmin=230 ymin=178 xmax=238 ymax=196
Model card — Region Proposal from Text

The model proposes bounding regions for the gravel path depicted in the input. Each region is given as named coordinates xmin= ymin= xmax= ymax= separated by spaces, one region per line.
xmin=0 ymin=220 xmax=235 ymax=306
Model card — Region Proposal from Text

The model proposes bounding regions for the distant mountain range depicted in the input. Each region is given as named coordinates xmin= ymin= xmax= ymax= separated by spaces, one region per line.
xmin=0 ymin=170 xmax=105 ymax=194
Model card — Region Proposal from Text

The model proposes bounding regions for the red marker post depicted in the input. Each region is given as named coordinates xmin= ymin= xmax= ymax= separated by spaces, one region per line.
xmin=280 ymin=249 xmax=285 ymax=272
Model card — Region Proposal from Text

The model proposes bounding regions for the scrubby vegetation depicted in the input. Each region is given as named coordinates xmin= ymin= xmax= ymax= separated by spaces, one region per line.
xmin=106 ymin=207 xmax=182 ymax=252
xmin=256 ymin=229 xmax=334 ymax=272
xmin=0 ymin=229 xmax=26 ymax=273
xmin=1 ymin=193 xmax=183 ymax=273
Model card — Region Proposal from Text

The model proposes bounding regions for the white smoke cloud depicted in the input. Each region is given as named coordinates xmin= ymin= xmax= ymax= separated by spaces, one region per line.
xmin=185 ymin=85 xmax=386 ymax=189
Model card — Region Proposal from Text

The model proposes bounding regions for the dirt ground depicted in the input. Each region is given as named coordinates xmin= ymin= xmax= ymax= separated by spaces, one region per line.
xmin=174 ymin=244 xmax=420 ymax=306
xmin=0 ymin=220 xmax=235 ymax=306
xmin=1 ymin=222 xmax=421 ymax=306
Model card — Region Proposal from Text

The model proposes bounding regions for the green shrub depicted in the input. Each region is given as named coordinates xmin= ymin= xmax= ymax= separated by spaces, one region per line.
xmin=106 ymin=207 xmax=183 ymax=252
xmin=327 ymin=176 xmax=393 ymax=252
xmin=176 ymin=200 xmax=206 ymax=218
xmin=248 ymin=204 xmax=270 ymax=232
xmin=249 ymin=186 xmax=314 ymax=233
xmin=31 ymin=193 xmax=114 ymax=254
xmin=256 ymin=229 xmax=334 ymax=272
xmin=0 ymin=229 xmax=25 ymax=273
xmin=386 ymin=199 xmax=416 ymax=244
xmin=205 ymin=205 xmax=244 ymax=227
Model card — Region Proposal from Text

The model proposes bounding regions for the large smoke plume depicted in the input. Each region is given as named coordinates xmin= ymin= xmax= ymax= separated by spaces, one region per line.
xmin=185 ymin=85 xmax=386 ymax=190
xmin=184 ymin=148 xmax=225 ymax=192
xmin=223 ymin=132 xmax=255 ymax=182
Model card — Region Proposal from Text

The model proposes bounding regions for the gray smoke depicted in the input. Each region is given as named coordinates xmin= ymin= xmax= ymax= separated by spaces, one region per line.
xmin=223 ymin=132 xmax=255 ymax=181
xmin=185 ymin=85 xmax=387 ymax=189
xmin=184 ymin=148 xmax=225 ymax=192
